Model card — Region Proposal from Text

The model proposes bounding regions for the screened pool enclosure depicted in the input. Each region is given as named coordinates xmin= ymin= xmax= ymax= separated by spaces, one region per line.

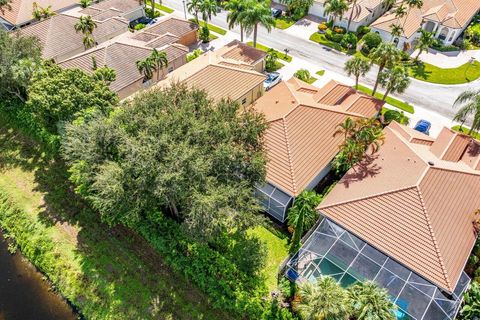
xmin=285 ymin=217 xmax=470 ymax=320
xmin=255 ymin=183 xmax=294 ymax=222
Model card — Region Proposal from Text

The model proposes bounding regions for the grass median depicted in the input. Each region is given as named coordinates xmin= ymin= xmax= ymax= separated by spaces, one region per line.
xmin=356 ymin=84 xmax=414 ymax=114
xmin=246 ymin=42 xmax=292 ymax=62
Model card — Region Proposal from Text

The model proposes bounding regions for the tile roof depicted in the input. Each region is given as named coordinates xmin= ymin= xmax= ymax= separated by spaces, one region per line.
xmin=217 ymin=40 xmax=267 ymax=65
xmin=371 ymin=0 xmax=480 ymax=38
xmin=18 ymin=13 xmax=128 ymax=60
xmin=85 ymin=0 xmax=140 ymax=14
xmin=142 ymin=17 xmax=198 ymax=38
xmin=0 ymin=0 xmax=78 ymax=25
xmin=59 ymin=42 xmax=188 ymax=92
xmin=252 ymin=78 xmax=383 ymax=196
xmin=319 ymin=122 xmax=480 ymax=293
xmin=344 ymin=0 xmax=384 ymax=23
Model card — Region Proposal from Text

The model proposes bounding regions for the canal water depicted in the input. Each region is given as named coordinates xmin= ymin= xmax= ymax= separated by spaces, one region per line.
xmin=0 ymin=231 xmax=76 ymax=320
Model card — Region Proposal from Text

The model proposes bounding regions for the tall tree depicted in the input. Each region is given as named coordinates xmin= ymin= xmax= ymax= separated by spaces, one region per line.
xmin=61 ymin=83 xmax=268 ymax=241
xmin=369 ymin=42 xmax=401 ymax=95
xmin=298 ymin=277 xmax=351 ymax=320
xmin=280 ymin=0 xmax=314 ymax=18
xmin=452 ymin=89 xmax=480 ymax=135
xmin=136 ymin=57 xmax=156 ymax=81
xmin=0 ymin=30 xmax=42 ymax=102
xmin=348 ymin=281 xmax=397 ymax=320
xmin=225 ymin=0 xmax=249 ymax=42
xmin=346 ymin=0 xmax=357 ymax=31
xmin=344 ymin=56 xmax=371 ymax=89
xmin=32 ymin=2 xmax=55 ymax=20
xmin=187 ymin=0 xmax=201 ymax=23
xmin=74 ymin=15 xmax=97 ymax=49
xmin=378 ymin=66 xmax=411 ymax=101
xmin=150 ymin=49 xmax=168 ymax=80
xmin=414 ymin=29 xmax=434 ymax=60
xmin=199 ymin=0 xmax=217 ymax=23
xmin=239 ymin=1 xmax=275 ymax=48
xmin=324 ymin=0 xmax=348 ymax=26
xmin=287 ymin=190 xmax=322 ymax=254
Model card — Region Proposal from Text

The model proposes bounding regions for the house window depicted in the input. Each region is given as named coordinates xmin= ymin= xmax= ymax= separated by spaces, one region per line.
xmin=242 ymin=98 xmax=247 ymax=105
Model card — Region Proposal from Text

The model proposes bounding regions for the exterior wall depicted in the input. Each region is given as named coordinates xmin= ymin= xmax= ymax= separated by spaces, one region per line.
xmin=305 ymin=163 xmax=331 ymax=191
xmin=122 ymin=6 xmax=145 ymax=22
xmin=178 ymin=29 xmax=198 ymax=47
xmin=252 ymin=59 xmax=265 ymax=73
xmin=236 ymin=83 xmax=264 ymax=106
xmin=309 ymin=2 xmax=327 ymax=18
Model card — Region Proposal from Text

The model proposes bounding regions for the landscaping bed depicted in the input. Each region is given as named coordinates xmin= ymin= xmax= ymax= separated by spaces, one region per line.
xmin=246 ymin=42 xmax=292 ymax=62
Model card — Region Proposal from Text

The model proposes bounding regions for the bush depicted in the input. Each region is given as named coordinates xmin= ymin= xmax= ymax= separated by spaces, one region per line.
xmin=362 ymin=31 xmax=382 ymax=52
xmin=145 ymin=7 xmax=161 ymax=18
xmin=318 ymin=23 xmax=328 ymax=32
xmin=187 ymin=48 xmax=203 ymax=62
xmin=294 ymin=68 xmax=311 ymax=82
xmin=466 ymin=24 xmax=480 ymax=45
xmin=134 ymin=23 xmax=146 ymax=30
xmin=333 ymin=26 xmax=346 ymax=34
xmin=326 ymin=29 xmax=344 ymax=42
xmin=340 ymin=32 xmax=358 ymax=50
xmin=383 ymin=109 xmax=409 ymax=125
xmin=199 ymin=26 xmax=210 ymax=43
xmin=356 ymin=25 xmax=371 ymax=38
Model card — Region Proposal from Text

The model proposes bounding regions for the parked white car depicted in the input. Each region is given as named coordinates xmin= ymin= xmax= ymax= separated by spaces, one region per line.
xmin=264 ymin=72 xmax=282 ymax=91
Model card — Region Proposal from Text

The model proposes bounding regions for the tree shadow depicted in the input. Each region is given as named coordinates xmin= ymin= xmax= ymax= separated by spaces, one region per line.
xmin=409 ymin=62 xmax=431 ymax=80
xmin=340 ymin=154 xmax=381 ymax=188
xmin=0 ymin=120 xmax=232 ymax=319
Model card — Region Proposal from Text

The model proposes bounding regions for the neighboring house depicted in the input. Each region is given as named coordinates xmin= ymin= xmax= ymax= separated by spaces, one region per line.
xmin=59 ymin=42 xmax=188 ymax=99
xmin=155 ymin=42 xmax=267 ymax=105
xmin=214 ymin=40 xmax=267 ymax=73
xmin=18 ymin=13 xmax=128 ymax=62
xmin=252 ymin=78 xmax=383 ymax=222
xmin=0 ymin=0 xmax=78 ymax=30
xmin=66 ymin=0 xmax=145 ymax=22
xmin=371 ymin=0 xmax=480 ymax=50
xmin=309 ymin=0 xmax=390 ymax=32
xmin=139 ymin=16 xmax=199 ymax=47
xmin=286 ymin=122 xmax=480 ymax=320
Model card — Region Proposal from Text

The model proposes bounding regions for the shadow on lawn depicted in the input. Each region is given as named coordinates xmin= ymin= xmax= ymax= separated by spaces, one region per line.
xmin=0 ymin=121 xmax=231 ymax=320
xmin=409 ymin=62 xmax=431 ymax=80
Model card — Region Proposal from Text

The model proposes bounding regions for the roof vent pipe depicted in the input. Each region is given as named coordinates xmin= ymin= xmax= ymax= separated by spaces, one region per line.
xmin=428 ymin=161 xmax=435 ymax=166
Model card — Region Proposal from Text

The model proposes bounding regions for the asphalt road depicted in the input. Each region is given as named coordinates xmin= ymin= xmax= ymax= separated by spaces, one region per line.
xmin=166 ymin=0 xmax=480 ymax=119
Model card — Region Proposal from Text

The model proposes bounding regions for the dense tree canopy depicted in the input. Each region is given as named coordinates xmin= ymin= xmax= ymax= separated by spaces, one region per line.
xmin=0 ymin=29 xmax=42 ymax=102
xmin=26 ymin=63 xmax=117 ymax=135
xmin=61 ymin=84 xmax=268 ymax=241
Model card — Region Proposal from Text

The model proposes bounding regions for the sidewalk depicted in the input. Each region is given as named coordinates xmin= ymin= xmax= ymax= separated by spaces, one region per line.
xmin=415 ymin=48 xmax=480 ymax=68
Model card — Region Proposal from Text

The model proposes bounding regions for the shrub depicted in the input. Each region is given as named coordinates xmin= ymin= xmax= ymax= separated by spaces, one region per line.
xmin=325 ymin=28 xmax=333 ymax=40
xmin=318 ymin=23 xmax=328 ymax=32
xmin=199 ymin=26 xmax=210 ymax=43
xmin=145 ymin=8 xmax=161 ymax=18
xmin=332 ymin=33 xmax=344 ymax=43
xmin=186 ymin=48 xmax=203 ymax=62
xmin=466 ymin=24 xmax=480 ymax=45
xmin=356 ymin=25 xmax=371 ymax=38
xmin=383 ymin=109 xmax=409 ymax=125
xmin=134 ymin=23 xmax=146 ymax=30
xmin=340 ymin=32 xmax=358 ymax=50
xmin=294 ymin=69 xmax=311 ymax=82
xmin=362 ymin=31 xmax=382 ymax=52
xmin=333 ymin=26 xmax=346 ymax=34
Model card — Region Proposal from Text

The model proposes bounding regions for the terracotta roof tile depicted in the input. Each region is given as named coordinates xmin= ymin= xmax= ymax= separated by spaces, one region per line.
xmin=143 ymin=17 xmax=198 ymax=38
xmin=0 ymin=0 xmax=78 ymax=25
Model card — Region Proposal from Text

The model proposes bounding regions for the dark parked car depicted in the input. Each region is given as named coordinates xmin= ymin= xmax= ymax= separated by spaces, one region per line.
xmin=129 ymin=17 xmax=157 ymax=29
xmin=414 ymin=120 xmax=431 ymax=135
xmin=271 ymin=8 xmax=282 ymax=18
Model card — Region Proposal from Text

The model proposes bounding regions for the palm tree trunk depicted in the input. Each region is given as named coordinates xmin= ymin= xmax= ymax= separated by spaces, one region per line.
xmin=347 ymin=0 xmax=357 ymax=31
xmin=382 ymin=88 xmax=391 ymax=101
xmin=253 ymin=23 xmax=258 ymax=48
xmin=151 ymin=0 xmax=155 ymax=14
xmin=240 ymin=24 xmax=243 ymax=42
xmin=355 ymin=76 xmax=359 ymax=89
xmin=415 ymin=49 xmax=422 ymax=60
xmin=372 ymin=65 xmax=384 ymax=95
xmin=290 ymin=208 xmax=304 ymax=254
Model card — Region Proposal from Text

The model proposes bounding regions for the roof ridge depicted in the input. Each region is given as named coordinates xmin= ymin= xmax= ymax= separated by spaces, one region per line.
xmin=280 ymin=118 xmax=298 ymax=195
xmin=414 ymin=185 xmax=453 ymax=292
xmin=319 ymin=185 xmax=418 ymax=210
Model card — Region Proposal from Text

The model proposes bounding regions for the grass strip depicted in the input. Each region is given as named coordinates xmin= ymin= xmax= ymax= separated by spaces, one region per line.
xmin=246 ymin=42 xmax=292 ymax=62
xmin=191 ymin=19 xmax=227 ymax=35
xmin=356 ymin=84 xmax=414 ymax=114
xmin=452 ymin=125 xmax=480 ymax=140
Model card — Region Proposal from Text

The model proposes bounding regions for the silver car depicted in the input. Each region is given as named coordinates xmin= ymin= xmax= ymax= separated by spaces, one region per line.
xmin=264 ymin=72 xmax=282 ymax=91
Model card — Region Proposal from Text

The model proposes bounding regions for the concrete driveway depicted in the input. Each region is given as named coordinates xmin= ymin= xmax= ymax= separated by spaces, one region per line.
xmin=283 ymin=15 xmax=324 ymax=40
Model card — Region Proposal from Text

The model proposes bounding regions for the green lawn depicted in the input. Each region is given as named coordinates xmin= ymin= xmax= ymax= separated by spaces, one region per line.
xmin=452 ymin=125 xmax=480 ymax=140
xmin=408 ymin=61 xmax=480 ymax=84
xmin=309 ymin=32 xmax=355 ymax=55
xmin=246 ymin=42 xmax=292 ymax=62
xmin=316 ymin=70 xmax=325 ymax=76
xmin=147 ymin=1 xmax=174 ymax=13
xmin=267 ymin=61 xmax=285 ymax=72
xmin=275 ymin=16 xmax=295 ymax=30
xmin=248 ymin=226 xmax=289 ymax=292
xmin=356 ymin=84 xmax=415 ymax=114
xmin=191 ymin=19 xmax=227 ymax=35
xmin=0 ymin=118 xmax=230 ymax=320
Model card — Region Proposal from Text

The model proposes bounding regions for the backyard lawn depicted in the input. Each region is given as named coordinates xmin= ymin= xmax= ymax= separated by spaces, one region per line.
xmin=356 ymin=84 xmax=415 ymax=114
xmin=0 ymin=118 xmax=230 ymax=320
xmin=408 ymin=61 xmax=480 ymax=84
xmin=248 ymin=226 xmax=289 ymax=291
xmin=246 ymin=42 xmax=292 ymax=62
xmin=275 ymin=16 xmax=295 ymax=30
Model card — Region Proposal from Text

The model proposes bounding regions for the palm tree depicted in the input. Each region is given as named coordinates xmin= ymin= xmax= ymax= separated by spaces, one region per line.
xmin=335 ymin=117 xmax=356 ymax=142
xmin=324 ymin=0 xmax=348 ymax=26
xmin=79 ymin=0 xmax=92 ymax=9
xmin=225 ymin=0 xmax=249 ymax=42
xmin=415 ymin=29 xmax=434 ymax=60
xmin=344 ymin=56 xmax=371 ymax=89
xmin=136 ymin=57 xmax=156 ymax=81
xmin=389 ymin=23 xmax=403 ymax=42
xmin=381 ymin=0 xmax=395 ymax=10
xmin=200 ymin=0 xmax=217 ymax=24
xmin=348 ymin=281 xmax=397 ymax=320
xmin=369 ymin=42 xmax=401 ymax=95
xmin=239 ymin=2 xmax=275 ymax=48
xmin=0 ymin=0 xmax=12 ymax=14
xmin=298 ymin=277 xmax=351 ymax=320
xmin=453 ymin=89 xmax=480 ymax=135
xmin=75 ymin=15 xmax=97 ymax=49
xmin=82 ymin=34 xmax=95 ymax=49
xmin=287 ymin=190 xmax=322 ymax=254
xmin=93 ymin=66 xmax=116 ymax=85
xmin=354 ymin=118 xmax=385 ymax=153
xmin=379 ymin=66 xmax=411 ymax=101
xmin=187 ymin=0 xmax=201 ymax=23
xmin=150 ymin=49 xmax=168 ymax=80
xmin=32 ymin=2 xmax=55 ymax=20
